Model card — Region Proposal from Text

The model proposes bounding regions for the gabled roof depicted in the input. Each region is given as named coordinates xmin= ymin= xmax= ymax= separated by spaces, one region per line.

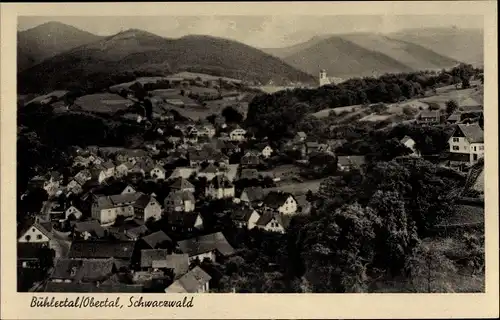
xmin=201 ymin=163 xmax=219 ymax=174
xmin=208 ymin=175 xmax=233 ymax=188
xmin=170 ymin=177 xmax=195 ymax=190
xmin=73 ymin=220 xmax=106 ymax=238
xmin=125 ymin=224 xmax=150 ymax=239
xmin=456 ymin=124 xmax=484 ymax=143
xmin=18 ymin=221 xmax=54 ymax=241
xmin=177 ymin=232 xmax=235 ymax=257
xmin=141 ymin=251 xmax=189 ymax=275
xmin=165 ymin=190 xmax=195 ymax=205
xmin=108 ymin=192 xmax=143 ymax=206
xmin=231 ymin=207 xmax=258 ymax=222
xmin=165 ymin=266 xmax=212 ymax=293
xmin=262 ymin=191 xmax=294 ymax=209
xmin=167 ymin=211 xmax=202 ymax=228
xmin=50 ymin=258 xmax=115 ymax=282
xmin=68 ymin=241 xmax=135 ymax=260
xmin=141 ymin=231 xmax=172 ymax=249
xmin=239 ymin=168 xmax=260 ymax=180
xmin=241 ymin=186 xmax=266 ymax=202
xmin=400 ymin=135 xmax=414 ymax=144
xmin=447 ymin=112 xmax=462 ymax=121
xmin=133 ymin=194 xmax=156 ymax=210
xmin=256 ymin=211 xmax=292 ymax=229
xmin=296 ymin=132 xmax=307 ymax=138
xmin=101 ymin=160 xmax=115 ymax=169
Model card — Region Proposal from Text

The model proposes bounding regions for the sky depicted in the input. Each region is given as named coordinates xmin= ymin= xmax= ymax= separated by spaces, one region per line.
xmin=18 ymin=15 xmax=483 ymax=48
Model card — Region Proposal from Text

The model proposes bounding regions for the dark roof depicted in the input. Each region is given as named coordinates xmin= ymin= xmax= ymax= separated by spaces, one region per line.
xmin=125 ymin=225 xmax=150 ymax=239
xmin=447 ymin=112 xmax=462 ymax=122
xmin=18 ymin=221 xmax=54 ymax=240
xmin=189 ymin=150 xmax=209 ymax=162
xmin=177 ymin=232 xmax=235 ymax=257
xmin=420 ymin=110 xmax=441 ymax=118
xmin=201 ymin=163 xmax=219 ymax=174
xmin=17 ymin=243 xmax=46 ymax=259
xmin=165 ymin=190 xmax=196 ymax=205
xmin=165 ymin=266 xmax=212 ymax=293
xmin=141 ymin=231 xmax=172 ymax=249
xmin=44 ymin=282 xmax=143 ymax=293
xmin=256 ymin=211 xmax=292 ymax=229
xmin=241 ymin=186 xmax=266 ymax=203
xmin=73 ymin=220 xmax=106 ymax=238
xmin=133 ymin=194 xmax=156 ymax=210
xmin=68 ymin=241 xmax=135 ymax=260
xmin=262 ymin=191 xmax=294 ymax=209
xmin=447 ymin=152 xmax=471 ymax=162
xmin=456 ymin=124 xmax=484 ymax=143
xmin=170 ymin=177 xmax=195 ymax=190
xmin=231 ymin=207 xmax=258 ymax=222
xmin=209 ymin=175 xmax=233 ymax=188
xmin=400 ymin=135 xmax=413 ymax=144
xmin=50 ymin=258 xmax=115 ymax=282
xmin=167 ymin=211 xmax=202 ymax=228
xmin=241 ymin=152 xmax=260 ymax=165
xmin=294 ymin=194 xmax=310 ymax=210
xmin=140 ymin=251 xmax=189 ymax=275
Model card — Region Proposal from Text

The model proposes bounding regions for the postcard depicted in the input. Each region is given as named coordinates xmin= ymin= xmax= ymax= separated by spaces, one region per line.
xmin=1 ymin=1 xmax=498 ymax=319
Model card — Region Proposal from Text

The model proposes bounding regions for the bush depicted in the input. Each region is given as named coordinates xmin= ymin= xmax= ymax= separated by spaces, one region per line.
xmin=402 ymin=106 xmax=416 ymax=116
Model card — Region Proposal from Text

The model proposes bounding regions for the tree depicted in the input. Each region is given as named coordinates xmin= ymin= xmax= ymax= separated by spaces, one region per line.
xmin=405 ymin=243 xmax=457 ymax=292
xmin=445 ymin=100 xmax=459 ymax=114
xmin=222 ymin=106 xmax=243 ymax=124
xmin=302 ymin=203 xmax=380 ymax=292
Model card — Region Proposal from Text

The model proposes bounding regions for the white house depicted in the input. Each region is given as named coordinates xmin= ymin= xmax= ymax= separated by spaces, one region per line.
xmin=229 ymin=127 xmax=247 ymax=142
xmin=400 ymin=136 xmax=420 ymax=157
xmin=65 ymin=206 xmax=83 ymax=220
xmin=255 ymin=211 xmax=288 ymax=234
xmin=231 ymin=207 xmax=260 ymax=230
xmin=205 ymin=175 xmax=235 ymax=199
xmin=18 ymin=221 xmax=53 ymax=244
xmin=448 ymin=123 xmax=484 ymax=164
xmin=262 ymin=191 xmax=298 ymax=215
xmin=134 ymin=195 xmax=163 ymax=223
xmin=164 ymin=191 xmax=196 ymax=213
xmin=121 ymin=185 xmax=137 ymax=195
xmin=165 ymin=266 xmax=212 ymax=293
xmin=150 ymin=166 xmax=166 ymax=181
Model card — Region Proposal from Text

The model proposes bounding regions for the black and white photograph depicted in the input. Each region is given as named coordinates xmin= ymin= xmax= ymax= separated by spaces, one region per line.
xmin=14 ymin=12 xmax=489 ymax=294
xmin=1 ymin=1 xmax=498 ymax=319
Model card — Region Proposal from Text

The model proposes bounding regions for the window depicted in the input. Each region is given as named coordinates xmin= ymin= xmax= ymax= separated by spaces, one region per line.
xmin=452 ymin=138 xmax=459 ymax=142
xmin=32 ymin=228 xmax=36 ymax=232
xmin=452 ymin=146 xmax=460 ymax=151
xmin=25 ymin=235 xmax=31 ymax=241
xmin=36 ymin=235 xmax=42 ymax=240
xmin=473 ymin=146 xmax=476 ymax=151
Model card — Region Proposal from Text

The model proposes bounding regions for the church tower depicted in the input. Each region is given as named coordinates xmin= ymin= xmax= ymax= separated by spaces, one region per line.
xmin=319 ymin=69 xmax=330 ymax=87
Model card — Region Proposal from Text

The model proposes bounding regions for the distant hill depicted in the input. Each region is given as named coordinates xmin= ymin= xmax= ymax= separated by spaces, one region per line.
xmin=18 ymin=28 xmax=315 ymax=94
xmin=17 ymin=21 xmax=103 ymax=71
xmin=273 ymin=33 xmax=460 ymax=79
xmin=387 ymin=28 xmax=483 ymax=67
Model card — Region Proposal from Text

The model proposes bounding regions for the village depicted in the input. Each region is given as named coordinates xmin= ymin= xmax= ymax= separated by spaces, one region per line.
xmin=17 ymin=62 xmax=486 ymax=294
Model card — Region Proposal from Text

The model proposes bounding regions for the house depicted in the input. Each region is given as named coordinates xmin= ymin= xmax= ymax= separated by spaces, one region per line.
xmin=262 ymin=191 xmax=298 ymax=215
xmin=89 ymin=168 xmax=108 ymax=184
xmin=197 ymin=124 xmax=216 ymax=138
xmin=447 ymin=112 xmax=463 ymax=124
xmin=17 ymin=243 xmax=46 ymax=269
xmin=124 ymin=224 xmax=150 ymax=241
xmin=68 ymin=241 xmax=135 ymax=261
xmin=294 ymin=194 xmax=312 ymax=215
xmin=231 ymin=207 xmax=260 ymax=230
xmin=253 ymin=143 xmax=273 ymax=158
xmin=101 ymin=160 xmax=116 ymax=178
xmin=139 ymin=231 xmax=173 ymax=249
xmin=205 ymin=175 xmax=235 ymax=199
xmin=66 ymin=179 xmax=83 ymax=195
xmin=295 ymin=131 xmax=307 ymax=142
xmin=74 ymin=169 xmax=92 ymax=186
xmin=418 ymin=110 xmax=441 ymax=124
xmin=448 ymin=123 xmax=484 ymax=165
xmin=140 ymin=251 xmax=189 ymax=277
xmin=164 ymin=190 xmax=196 ymax=213
xmin=337 ymin=156 xmax=367 ymax=172
xmin=49 ymin=258 xmax=116 ymax=283
xmin=150 ymin=166 xmax=166 ymax=181
xmin=188 ymin=150 xmax=209 ymax=167
xmin=65 ymin=206 xmax=83 ymax=220
xmin=168 ymin=167 xmax=196 ymax=180
xmin=400 ymin=136 xmax=420 ymax=157
xmin=133 ymin=194 xmax=163 ymax=223
xmin=165 ymin=266 xmax=211 ymax=293
xmin=240 ymin=151 xmax=261 ymax=167
xmin=121 ymin=185 xmax=137 ymax=195
xmin=177 ymin=232 xmax=235 ymax=263
xmin=305 ymin=142 xmax=331 ymax=155
xmin=18 ymin=220 xmax=54 ymax=244
xmin=115 ymin=162 xmax=132 ymax=178
xmin=229 ymin=127 xmax=247 ymax=141
xmin=72 ymin=220 xmax=106 ymax=240
xmin=91 ymin=196 xmax=133 ymax=226
xmin=166 ymin=211 xmax=204 ymax=233
xmin=240 ymin=186 xmax=266 ymax=207
xmin=169 ymin=177 xmax=196 ymax=193
xmin=255 ymin=210 xmax=291 ymax=234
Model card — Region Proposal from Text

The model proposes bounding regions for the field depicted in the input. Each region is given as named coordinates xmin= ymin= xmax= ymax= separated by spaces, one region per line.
xmin=74 ymin=93 xmax=133 ymax=114
xmin=312 ymin=104 xmax=364 ymax=119
xmin=265 ymin=178 xmax=325 ymax=196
